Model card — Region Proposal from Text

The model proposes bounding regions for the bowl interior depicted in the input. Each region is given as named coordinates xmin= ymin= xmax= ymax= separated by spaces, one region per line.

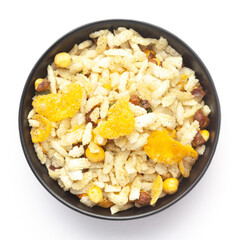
xmin=19 ymin=20 xmax=220 ymax=220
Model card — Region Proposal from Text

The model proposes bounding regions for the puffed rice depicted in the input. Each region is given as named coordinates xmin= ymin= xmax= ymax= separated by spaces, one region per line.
xmin=29 ymin=27 xmax=211 ymax=215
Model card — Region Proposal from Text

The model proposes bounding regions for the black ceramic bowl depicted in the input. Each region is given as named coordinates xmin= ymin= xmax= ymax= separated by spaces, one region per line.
xmin=19 ymin=19 xmax=221 ymax=220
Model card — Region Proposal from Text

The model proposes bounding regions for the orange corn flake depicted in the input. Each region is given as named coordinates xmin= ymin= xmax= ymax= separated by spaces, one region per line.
xmin=178 ymin=159 xmax=193 ymax=178
xmin=150 ymin=175 xmax=163 ymax=206
xmin=144 ymin=49 xmax=155 ymax=59
xmin=78 ymin=193 xmax=88 ymax=199
xmin=30 ymin=114 xmax=52 ymax=143
xmin=32 ymin=83 xmax=83 ymax=122
xmin=98 ymin=198 xmax=114 ymax=208
xmin=178 ymin=160 xmax=187 ymax=177
xmin=144 ymin=130 xmax=198 ymax=165
xmin=166 ymin=128 xmax=177 ymax=139
xmin=95 ymin=96 xmax=135 ymax=139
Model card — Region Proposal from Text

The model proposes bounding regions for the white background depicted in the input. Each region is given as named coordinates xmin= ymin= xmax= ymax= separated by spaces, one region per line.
xmin=1 ymin=0 xmax=239 ymax=239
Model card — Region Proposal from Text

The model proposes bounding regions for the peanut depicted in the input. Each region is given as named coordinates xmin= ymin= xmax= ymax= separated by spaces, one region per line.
xmin=144 ymin=49 xmax=155 ymax=60
xmin=192 ymin=130 xmax=210 ymax=147
xmin=135 ymin=190 xmax=151 ymax=206
xmin=130 ymin=95 xmax=141 ymax=106
xmin=194 ymin=109 xmax=210 ymax=129
xmin=191 ymin=83 xmax=206 ymax=101
xmin=35 ymin=78 xmax=50 ymax=92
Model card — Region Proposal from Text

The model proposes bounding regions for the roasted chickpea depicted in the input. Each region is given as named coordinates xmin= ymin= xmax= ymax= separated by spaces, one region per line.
xmin=163 ymin=178 xmax=179 ymax=195
xmin=54 ymin=52 xmax=71 ymax=68
xmin=87 ymin=186 xmax=103 ymax=203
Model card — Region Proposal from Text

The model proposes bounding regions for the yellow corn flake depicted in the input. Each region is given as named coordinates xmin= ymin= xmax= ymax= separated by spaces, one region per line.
xmin=32 ymin=83 xmax=83 ymax=122
xmin=178 ymin=74 xmax=189 ymax=90
xmin=180 ymin=74 xmax=188 ymax=81
xmin=144 ymin=130 xmax=198 ymax=165
xmin=95 ymin=96 xmax=135 ymax=139
xmin=78 ymin=193 xmax=88 ymax=199
xmin=70 ymin=124 xmax=85 ymax=133
xmin=30 ymin=115 xmax=52 ymax=143
xmin=103 ymin=84 xmax=111 ymax=89
xmin=150 ymin=175 xmax=163 ymax=206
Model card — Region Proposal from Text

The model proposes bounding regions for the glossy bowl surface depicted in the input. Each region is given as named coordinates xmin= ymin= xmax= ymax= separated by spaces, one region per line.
xmin=19 ymin=19 xmax=221 ymax=220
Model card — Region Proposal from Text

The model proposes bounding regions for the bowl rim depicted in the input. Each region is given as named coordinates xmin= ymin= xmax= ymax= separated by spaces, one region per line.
xmin=19 ymin=19 xmax=221 ymax=220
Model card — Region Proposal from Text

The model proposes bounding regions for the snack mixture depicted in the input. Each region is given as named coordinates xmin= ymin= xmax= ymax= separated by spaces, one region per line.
xmin=28 ymin=27 xmax=211 ymax=214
